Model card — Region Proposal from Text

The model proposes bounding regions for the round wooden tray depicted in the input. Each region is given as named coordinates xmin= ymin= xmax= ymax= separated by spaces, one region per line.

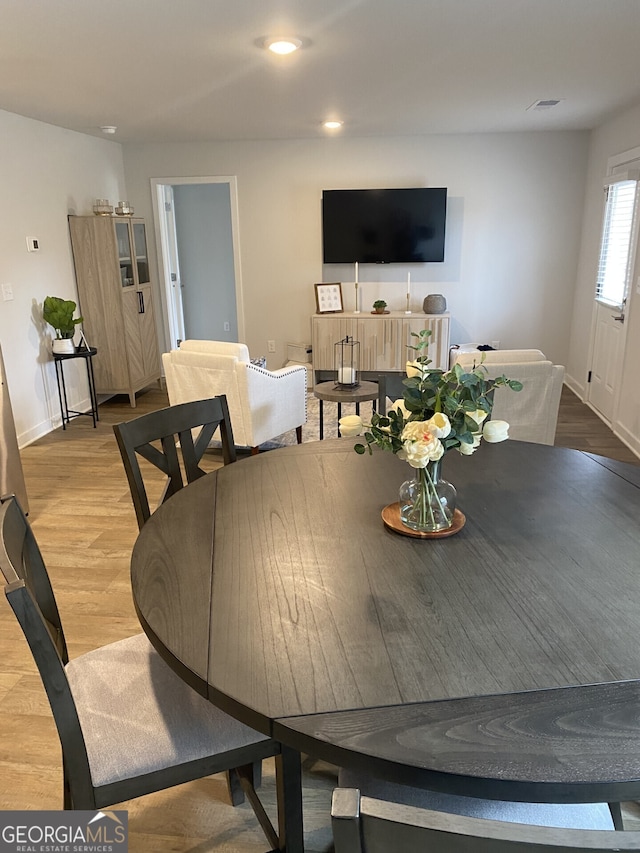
xmin=381 ymin=502 xmax=466 ymax=539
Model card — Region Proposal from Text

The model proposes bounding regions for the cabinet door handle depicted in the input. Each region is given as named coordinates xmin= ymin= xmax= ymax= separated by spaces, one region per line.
xmin=138 ymin=291 xmax=145 ymax=314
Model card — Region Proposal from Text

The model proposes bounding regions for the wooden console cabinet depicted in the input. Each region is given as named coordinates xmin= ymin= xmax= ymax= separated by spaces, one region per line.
xmin=312 ymin=312 xmax=450 ymax=377
xmin=69 ymin=216 xmax=161 ymax=406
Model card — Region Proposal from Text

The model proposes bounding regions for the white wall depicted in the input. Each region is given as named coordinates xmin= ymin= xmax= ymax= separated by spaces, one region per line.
xmin=566 ymin=100 xmax=640 ymax=455
xmin=123 ymin=132 xmax=589 ymax=370
xmin=0 ymin=117 xmax=593 ymax=446
xmin=0 ymin=110 xmax=126 ymax=445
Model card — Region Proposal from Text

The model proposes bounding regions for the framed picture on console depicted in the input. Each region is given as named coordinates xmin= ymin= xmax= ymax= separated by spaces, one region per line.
xmin=314 ymin=282 xmax=343 ymax=314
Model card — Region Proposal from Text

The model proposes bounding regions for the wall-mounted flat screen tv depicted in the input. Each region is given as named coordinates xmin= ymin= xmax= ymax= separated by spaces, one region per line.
xmin=322 ymin=187 xmax=447 ymax=264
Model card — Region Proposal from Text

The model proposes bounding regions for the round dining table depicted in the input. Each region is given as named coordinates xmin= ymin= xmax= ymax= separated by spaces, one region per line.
xmin=130 ymin=438 xmax=640 ymax=850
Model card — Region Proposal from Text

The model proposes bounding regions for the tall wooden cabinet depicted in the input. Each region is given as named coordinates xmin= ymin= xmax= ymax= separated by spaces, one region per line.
xmin=68 ymin=216 xmax=161 ymax=406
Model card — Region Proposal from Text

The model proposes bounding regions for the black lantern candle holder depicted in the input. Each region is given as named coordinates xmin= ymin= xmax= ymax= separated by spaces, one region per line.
xmin=335 ymin=336 xmax=360 ymax=388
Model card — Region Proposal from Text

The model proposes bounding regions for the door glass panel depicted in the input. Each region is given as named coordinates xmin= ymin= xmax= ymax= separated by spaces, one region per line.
xmin=115 ymin=221 xmax=134 ymax=287
xmin=133 ymin=222 xmax=150 ymax=284
xmin=596 ymin=179 xmax=638 ymax=306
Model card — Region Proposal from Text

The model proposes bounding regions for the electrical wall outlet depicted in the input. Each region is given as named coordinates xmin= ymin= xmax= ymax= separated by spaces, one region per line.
xmin=491 ymin=340 xmax=500 ymax=349
xmin=2 ymin=283 xmax=14 ymax=301
xmin=268 ymin=340 xmax=276 ymax=353
xmin=223 ymin=321 xmax=230 ymax=331
xmin=26 ymin=236 xmax=40 ymax=252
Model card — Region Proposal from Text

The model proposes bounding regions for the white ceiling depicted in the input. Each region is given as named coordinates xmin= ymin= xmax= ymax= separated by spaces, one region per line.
xmin=3 ymin=0 xmax=640 ymax=143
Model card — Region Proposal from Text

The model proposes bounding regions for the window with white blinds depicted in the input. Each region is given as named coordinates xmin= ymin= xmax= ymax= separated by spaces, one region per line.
xmin=596 ymin=176 xmax=639 ymax=305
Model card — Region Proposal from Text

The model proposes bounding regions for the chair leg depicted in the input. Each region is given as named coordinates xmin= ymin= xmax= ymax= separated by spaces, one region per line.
xmin=226 ymin=768 xmax=245 ymax=806
xmin=609 ymin=801 xmax=624 ymax=830
xmin=253 ymin=758 xmax=262 ymax=788
xmin=236 ymin=763 xmax=280 ymax=851
xmin=274 ymin=746 xmax=304 ymax=853
xmin=227 ymin=761 xmax=263 ymax=805
xmin=296 ymin=425 xmax=303 ymax=444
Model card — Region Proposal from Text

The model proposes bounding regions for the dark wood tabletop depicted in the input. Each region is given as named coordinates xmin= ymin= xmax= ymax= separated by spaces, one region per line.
xmin=131 ymin=439 xmax=640 ymax=808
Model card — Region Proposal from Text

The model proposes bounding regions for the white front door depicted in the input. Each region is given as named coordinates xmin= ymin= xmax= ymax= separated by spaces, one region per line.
xmin=587 ymin=300 xmax=626 ymax=421
xmin=587 ymin=163 xmax=639 ymax=423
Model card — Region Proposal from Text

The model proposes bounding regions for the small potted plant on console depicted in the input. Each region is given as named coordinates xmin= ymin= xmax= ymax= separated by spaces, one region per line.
xmin=43 ymin=296 xmax=83 ymax=354
xmin=372 ymin=299 xmax=388 ymax=315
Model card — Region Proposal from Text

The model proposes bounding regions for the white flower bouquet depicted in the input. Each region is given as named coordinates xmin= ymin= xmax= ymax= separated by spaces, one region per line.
xmin=343 ymin=331 xmax=522 ymax=532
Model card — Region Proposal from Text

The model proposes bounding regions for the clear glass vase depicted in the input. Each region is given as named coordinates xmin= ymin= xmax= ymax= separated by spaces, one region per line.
xmin=399 ymin=458 xmax=456 ymax=532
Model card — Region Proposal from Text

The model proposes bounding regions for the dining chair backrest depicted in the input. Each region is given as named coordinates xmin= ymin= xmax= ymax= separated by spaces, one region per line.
xmin=0 ymin=494 xmax=93 ymax=794
xmin=450 ymin=349 xmax=565 ymax=445
xmin=331 ymin=789 xmax=640 ymax=853
xmin=113 ymin=396 xmax=236 ymax=530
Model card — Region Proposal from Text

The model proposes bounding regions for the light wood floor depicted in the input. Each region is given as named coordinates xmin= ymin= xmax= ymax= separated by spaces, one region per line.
xmin=1 ymin=384 xmax=638 ymax=850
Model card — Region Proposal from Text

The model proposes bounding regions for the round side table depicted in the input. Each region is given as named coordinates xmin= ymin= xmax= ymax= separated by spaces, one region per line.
xmin=313 ymin=379 xmax=384 ymax=439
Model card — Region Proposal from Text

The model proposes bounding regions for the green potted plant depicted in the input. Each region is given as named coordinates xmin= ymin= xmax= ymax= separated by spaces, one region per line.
xmin=43 ymin=296 xmax=83 ymax=354
xmin=372 ymin=299 xmax=388 ymax=314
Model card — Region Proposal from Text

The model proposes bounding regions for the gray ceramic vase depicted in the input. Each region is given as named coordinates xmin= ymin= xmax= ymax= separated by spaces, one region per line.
xmin=423 ymin=294 xmax=447 ymax=314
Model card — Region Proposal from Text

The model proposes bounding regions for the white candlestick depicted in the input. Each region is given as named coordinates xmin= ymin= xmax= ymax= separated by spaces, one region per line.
xmin=407 ymin=272 xmax=411 ymax=295
xmin=355 ymin=261 xmax=359 ymax=284
xmin=338 ymin=366 xmax=356 ymax=384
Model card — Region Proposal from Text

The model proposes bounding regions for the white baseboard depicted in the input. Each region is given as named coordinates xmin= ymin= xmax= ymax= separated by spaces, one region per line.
xmin=19 ymin=419 xmax=56 ymax=448
xmin=612 ymin=421 xmax=640 ymax=461
xmin=562 ymin=375 xmax=640 ymax=460
xmin=563 ymin=373 xmax=585 ymax=400
xmin=18 ymin=394 xmax=93 ymax=448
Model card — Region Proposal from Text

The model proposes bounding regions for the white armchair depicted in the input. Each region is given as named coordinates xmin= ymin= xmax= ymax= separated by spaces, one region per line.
xmin=450 ymin=348 xmax=565 ymax=445
xmin=162 ymin=340 xmax=307 ymax=452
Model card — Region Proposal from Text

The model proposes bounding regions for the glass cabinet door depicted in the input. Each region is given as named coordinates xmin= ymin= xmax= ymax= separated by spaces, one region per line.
xmin=133 ymin=222 xmax=150 ymax=285
xmin=115 ymin=221 xmax=135 ymax=287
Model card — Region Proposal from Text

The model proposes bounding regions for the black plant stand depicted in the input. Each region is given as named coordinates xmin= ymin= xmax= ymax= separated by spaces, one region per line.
xmin=53 ymin=347 xmax=99 ymax=429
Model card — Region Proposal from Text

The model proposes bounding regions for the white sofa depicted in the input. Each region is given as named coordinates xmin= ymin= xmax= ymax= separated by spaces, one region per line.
xmin=450 ymin=348 xmax=565 ymax=445
xmin=162 ymin=340 xmax=307 ymax=451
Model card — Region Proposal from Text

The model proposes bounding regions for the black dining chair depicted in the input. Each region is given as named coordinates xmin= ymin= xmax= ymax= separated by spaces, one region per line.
xmin=113 ymin=395 xmax=236 ymax=530
xmin=331 ymin=788 xmax=639 ymax=853
xmin=0 ymin=493 xmax=297 ymax=849
xmin=114 ymin=395 xmax=270 ymax=810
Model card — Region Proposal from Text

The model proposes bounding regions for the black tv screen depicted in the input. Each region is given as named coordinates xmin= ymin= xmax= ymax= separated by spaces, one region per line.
xmin=322 ymin=187 xmax=447 ymax=264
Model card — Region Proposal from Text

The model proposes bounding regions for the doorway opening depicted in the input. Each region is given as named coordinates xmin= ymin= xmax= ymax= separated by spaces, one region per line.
xmin=150 ymin=176 xmax=245 ymax=352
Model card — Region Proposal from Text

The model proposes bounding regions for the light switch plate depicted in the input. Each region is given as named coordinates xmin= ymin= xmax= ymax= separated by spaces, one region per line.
xmin=26 ymin=236 xmax=40 ymax=252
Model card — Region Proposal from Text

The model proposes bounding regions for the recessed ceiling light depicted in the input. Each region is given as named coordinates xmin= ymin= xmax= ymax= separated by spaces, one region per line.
xmin=100 ymin=125 xmax=117 ymax=134
xmin=262 ymin=36 xmax=303 ymax=55
xmin=323 ymin=120 xmax=344 ymax=130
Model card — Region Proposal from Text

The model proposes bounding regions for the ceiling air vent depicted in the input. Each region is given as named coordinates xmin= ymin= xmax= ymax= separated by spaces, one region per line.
xmin=527 ymin=99 xmax=563 ymax=112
